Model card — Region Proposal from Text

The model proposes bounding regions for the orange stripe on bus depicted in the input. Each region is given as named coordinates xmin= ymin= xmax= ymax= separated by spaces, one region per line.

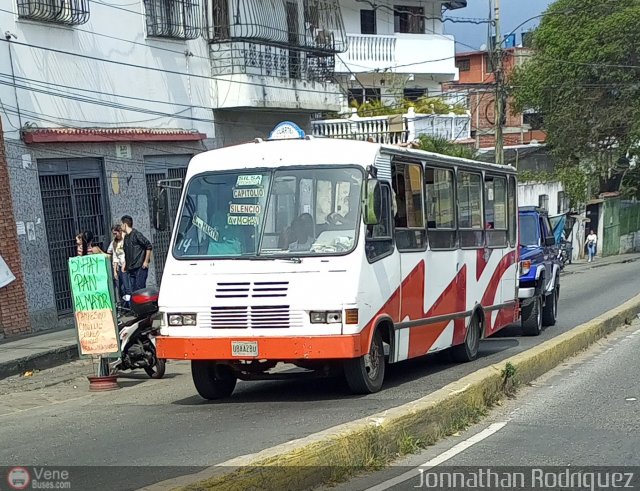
xmin=156 ymin=334 xmax=368 ymax=361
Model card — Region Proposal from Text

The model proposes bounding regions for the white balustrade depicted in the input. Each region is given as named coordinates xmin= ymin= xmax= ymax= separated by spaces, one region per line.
xmin=312 ymin=108 xmax=471 ymax=143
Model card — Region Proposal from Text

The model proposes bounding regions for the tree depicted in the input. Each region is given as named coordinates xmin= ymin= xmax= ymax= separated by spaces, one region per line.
xmin=510 ymin=0 xmax=640 ymax=201
xmin=416 ymin=135 xmax=476 ymax=160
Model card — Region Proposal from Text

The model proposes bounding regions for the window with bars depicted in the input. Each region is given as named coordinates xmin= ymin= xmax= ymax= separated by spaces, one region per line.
xmin=347 ymin=88 xmax=381 ymax=106
xmin=144 ymin=0 xmax=201 ymax=40
xmin=539 ymin=194 xmax=549 ymax=211
xmin=17 ymin=0 xmax=90 ymax=25
xmin=456 ymin=58 xmax=471 ymax=72
xmin=393 ymin=5 xmax=424 ymax=34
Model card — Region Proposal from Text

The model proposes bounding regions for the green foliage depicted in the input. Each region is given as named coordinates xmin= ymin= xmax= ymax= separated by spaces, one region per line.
xmin=517 ymin=167 xmax=590 ymax=205
xmin=417 ymin=135 xmax=477 ymax=160
xmin=353 ymin=97 xmax=467 ymax=117
xmin=510 ymin=0 xmax=640 ymax=198
xmin=501 ymin=362 xmax=519 ymax=397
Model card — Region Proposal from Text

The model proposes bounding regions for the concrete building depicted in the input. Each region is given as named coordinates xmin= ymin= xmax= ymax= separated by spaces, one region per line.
xmin=335 ymin=0 xmax=467 ymax=108
xmin=444 ymin=45 xmax=546 ymax=149
xmin=0 ymin=0 xmax=346 ymax=335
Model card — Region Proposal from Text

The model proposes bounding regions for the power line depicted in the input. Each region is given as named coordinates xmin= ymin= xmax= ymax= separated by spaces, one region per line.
xmin=0 ymin=38 xmax=347 ymax=97
xmin=0 ymin=7 xmax=212 ymax=64
xmin=0 ymin=66 xmax=483 ymax=124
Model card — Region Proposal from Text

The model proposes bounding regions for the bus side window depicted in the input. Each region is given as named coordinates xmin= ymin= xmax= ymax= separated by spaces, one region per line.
xmin=393 ymin=162 xmax=426 ymax=251
xmin=507 ymin=176 xmax=517 ymax=247
xmin=457 ymin=170 xmax=484 ymax=249
xmin=484 ymin=175 xmax=508 ymax=248
xmin=366 ymin=183 xmax=394 ymax=262
xmin=425 ymin=166 xmax=457 ymax=249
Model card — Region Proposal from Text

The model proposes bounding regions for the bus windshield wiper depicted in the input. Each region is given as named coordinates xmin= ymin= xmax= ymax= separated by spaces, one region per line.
xmin=276 ymin=257 xmax=302 ymax=263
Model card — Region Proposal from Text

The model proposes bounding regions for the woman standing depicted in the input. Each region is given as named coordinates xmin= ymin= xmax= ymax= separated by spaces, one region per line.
xmin=585 ymin=229 xmax=597 ymax=262
xmin=107 ymin=225 xmax=130 ymax=304
xmin=75 ymin=231 xmax=103 ymax=256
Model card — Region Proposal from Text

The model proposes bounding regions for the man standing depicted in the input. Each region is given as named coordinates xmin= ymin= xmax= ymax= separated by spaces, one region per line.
xmin=121 ymin=215 xmax=153 ymax=293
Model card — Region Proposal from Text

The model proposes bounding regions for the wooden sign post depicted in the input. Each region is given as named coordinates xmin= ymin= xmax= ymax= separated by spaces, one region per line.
xmin=68 ymin=254 xmax=121 ymax=389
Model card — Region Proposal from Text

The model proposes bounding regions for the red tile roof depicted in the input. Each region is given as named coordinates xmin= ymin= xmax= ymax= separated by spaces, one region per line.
xmin=22 ymin=127 xmax=207 ymax=144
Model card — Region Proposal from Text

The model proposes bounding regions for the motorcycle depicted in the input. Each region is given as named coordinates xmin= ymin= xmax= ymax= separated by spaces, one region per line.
xmin=558 ymin=240 xmax=572 ymax=270
xmin=109 ymin=287 xmax=166 ymax=379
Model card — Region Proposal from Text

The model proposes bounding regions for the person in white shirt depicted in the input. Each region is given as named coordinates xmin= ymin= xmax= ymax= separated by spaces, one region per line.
xmin=585 ymin=229 xmax=597 ymax=262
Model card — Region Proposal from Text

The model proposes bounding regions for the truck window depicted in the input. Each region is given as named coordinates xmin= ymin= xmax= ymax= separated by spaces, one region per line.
xmin=519 ymin=214 xmax=539 ymax=246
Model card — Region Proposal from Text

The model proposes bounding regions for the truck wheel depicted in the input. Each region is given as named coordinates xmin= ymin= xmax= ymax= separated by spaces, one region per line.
xmin=542 ymin=285 xmax=559 ymax=327
xmin=451 ymin=314 xmax=482 ymax=362
xmin=344 ymin=329 xmax=385 ymax=394
xmin=191 ymin=361 xmax=237 ymax=400
xmin=521 ymin=295 xmax=543 ymax=336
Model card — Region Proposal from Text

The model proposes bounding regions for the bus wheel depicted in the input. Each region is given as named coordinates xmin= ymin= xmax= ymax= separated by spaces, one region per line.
xmin=191 ymin=361 xmax=237 ymax=400
xmin=344 ymin=329 xmax=385 ymax=394
xmin=451 ymin=314 xmax=481 ymax=363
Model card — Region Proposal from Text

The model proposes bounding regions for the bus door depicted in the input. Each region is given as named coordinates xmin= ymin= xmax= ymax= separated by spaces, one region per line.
xmin=392 ymin=161 xmax=429 ymax=360
xmin=424 ymin=165 xmax=462 ymax=352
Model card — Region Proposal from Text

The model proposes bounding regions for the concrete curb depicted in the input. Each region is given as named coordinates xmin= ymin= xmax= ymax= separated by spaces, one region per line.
xmin=141 ymin=294 xmax=640 ymax=491
xmin=0 ymin=344 xmax=78 ymax=380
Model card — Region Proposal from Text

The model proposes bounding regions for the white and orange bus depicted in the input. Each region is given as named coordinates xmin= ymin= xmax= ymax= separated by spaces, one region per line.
xmin=153 ymin=123 xmax=519 ymax=399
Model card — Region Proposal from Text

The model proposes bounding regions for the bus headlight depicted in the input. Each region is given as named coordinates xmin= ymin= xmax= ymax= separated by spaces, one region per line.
xmin=168 ymin=313 xmax=197 ymax=326
xmin=310 ymin=311 xmax=342 ymax=324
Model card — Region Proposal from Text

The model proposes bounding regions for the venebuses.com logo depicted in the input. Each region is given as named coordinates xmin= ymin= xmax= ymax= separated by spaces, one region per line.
xmin=6 ymin=467 xmax=71 ymax=490
xmin=7 ymin=467 xmax=30 ymax=490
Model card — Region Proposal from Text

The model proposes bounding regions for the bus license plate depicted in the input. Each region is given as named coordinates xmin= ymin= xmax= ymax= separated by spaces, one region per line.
xmin=231 ymin=341 xmax=258 ymax=357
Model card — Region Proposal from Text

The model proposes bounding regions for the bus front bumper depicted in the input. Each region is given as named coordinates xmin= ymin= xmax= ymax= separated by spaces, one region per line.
xmin=156 ymin=334 xmax=368 ymax=361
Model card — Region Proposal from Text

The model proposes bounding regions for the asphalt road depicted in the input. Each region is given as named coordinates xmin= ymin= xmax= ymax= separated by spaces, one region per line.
xmin=334 ymin=310 xmax=640 ymax=490
xmin=1 ymin=259 xmax=640 ymax=490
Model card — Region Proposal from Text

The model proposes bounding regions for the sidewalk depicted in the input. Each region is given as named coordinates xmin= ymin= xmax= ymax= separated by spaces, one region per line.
xmin=0 ymin=327 xmax=77 ymax=379
xmin=1 ymin=251 xmax=640 ymax=380
xmin=562 ymin=251 xmax=640 ymax=275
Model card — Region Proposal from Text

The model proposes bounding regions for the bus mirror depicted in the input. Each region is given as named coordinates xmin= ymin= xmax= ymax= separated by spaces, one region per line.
xmin=153 ymin=187 xmax=169 ymax=231
xmin=362 ymin=180 xmax=382 ymax=226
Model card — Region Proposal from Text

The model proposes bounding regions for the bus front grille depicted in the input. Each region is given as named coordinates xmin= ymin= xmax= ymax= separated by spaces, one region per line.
xmin=209 ymin=305 xmax=302 ymax=329
xmin=215 ymin=281 xmax=289 ymax=299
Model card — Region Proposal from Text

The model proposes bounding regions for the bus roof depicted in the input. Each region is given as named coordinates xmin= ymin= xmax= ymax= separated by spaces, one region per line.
xmin=185 ymin=138 xmax=516 ymax=179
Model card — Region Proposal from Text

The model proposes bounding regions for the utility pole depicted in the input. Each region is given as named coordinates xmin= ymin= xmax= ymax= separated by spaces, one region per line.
xmin=493 ymin=0 xmax=505 ymax=165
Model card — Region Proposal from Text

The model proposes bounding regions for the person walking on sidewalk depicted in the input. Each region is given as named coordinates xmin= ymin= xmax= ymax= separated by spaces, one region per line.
xmin=121 ymin=215 xmax=153 ymax=295
xmin=585 ymin=229 xmax=597 ymax=262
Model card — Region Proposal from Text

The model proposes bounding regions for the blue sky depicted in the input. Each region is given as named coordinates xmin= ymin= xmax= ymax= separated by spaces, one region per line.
xmin=445 ymin=0 xmax=555 ymax=51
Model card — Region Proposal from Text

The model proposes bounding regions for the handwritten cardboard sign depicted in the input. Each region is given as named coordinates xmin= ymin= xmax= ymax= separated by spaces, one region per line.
xmin=68 ymin=254 xmax=120 ymax=357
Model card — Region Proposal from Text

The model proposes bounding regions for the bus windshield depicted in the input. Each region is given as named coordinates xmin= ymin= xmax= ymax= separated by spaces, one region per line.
xmin=172 ymin=166 xmax=364 ymax=259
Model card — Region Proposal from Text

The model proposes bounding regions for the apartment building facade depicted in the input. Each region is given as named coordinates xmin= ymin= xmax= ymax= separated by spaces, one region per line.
xmin=335 ymin=0 xmax=467 ymax=108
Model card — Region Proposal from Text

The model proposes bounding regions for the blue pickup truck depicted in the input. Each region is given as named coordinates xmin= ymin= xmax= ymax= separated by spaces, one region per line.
xmin=518 ymin=206 xmax=561 ymax=335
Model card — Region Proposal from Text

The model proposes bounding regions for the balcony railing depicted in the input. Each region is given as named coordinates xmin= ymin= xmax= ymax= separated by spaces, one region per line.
xmin=336 ymin=33 xmax=456 ymax=76
xmin=312 ymin=108 xmax=471 ymax=144
xmin=345 ymin=34 xmax=396 ymax=64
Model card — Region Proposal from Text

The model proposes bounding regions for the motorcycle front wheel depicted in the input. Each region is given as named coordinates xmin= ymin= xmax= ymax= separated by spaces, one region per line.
xmin=144 ymin=345 xmax=166 ymax=379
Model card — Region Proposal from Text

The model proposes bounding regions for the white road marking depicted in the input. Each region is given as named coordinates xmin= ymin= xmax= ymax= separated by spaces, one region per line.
xmin=365 ymin=422 xmax=508 ymax=491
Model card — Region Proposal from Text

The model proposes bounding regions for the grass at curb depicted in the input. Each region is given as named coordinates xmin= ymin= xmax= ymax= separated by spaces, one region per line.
xmin=146 ymin=294 xmax=640 ymax=491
